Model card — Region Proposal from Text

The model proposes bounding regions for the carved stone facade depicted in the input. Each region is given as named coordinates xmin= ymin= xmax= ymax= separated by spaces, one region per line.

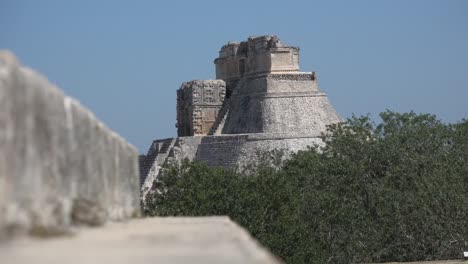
xmin=176 ymin=80 xmax=226 ymax=136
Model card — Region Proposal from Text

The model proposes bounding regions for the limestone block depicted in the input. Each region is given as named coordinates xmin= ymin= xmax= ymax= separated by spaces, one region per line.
xmin=0 ymin=51 xmax=140 ymax=239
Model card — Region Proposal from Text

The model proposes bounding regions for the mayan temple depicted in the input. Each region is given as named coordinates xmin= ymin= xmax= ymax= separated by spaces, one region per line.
xmin=139 ymin=35 xmax=342 ymax=197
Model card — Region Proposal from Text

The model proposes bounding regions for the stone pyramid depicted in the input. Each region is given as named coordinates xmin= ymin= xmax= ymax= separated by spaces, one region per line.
xmin=140 ymin=36 xmax=342 ymax=197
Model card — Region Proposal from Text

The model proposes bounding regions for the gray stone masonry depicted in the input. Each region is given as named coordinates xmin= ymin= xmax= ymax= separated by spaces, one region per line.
xmin=0 ymin=51 xmax=140 ymax=239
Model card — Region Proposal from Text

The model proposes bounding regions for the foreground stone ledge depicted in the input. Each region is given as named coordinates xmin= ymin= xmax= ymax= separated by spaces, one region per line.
xmin=0 ymin=50 xmax=140 ymax=238
xmin=0 ymin=216 xmax=282 ymax=264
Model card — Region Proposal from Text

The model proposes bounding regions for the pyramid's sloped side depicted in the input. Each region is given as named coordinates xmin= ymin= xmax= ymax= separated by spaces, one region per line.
xmin=195 ymin=135 xmax=249 ymax=168
xmin=222 ymin=73 xmax=342 ymax=135
xmin=194 ymin=134 xmax=323 ymax=169
xmin=260 ymin=93 xmax=342 ymax=135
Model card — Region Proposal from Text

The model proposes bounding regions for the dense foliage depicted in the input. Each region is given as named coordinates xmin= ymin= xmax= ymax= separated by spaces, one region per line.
xmin=144 ymin=111 xmax=468 ymax=263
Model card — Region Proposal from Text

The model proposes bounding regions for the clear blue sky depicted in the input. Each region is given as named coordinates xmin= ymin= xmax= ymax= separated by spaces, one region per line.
xmin=1 ymin=0 xmax=467 ymax=153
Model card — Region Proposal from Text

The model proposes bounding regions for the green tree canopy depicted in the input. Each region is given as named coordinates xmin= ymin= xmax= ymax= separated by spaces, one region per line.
xmin=145 ymin=111 xmax=468 ymax=264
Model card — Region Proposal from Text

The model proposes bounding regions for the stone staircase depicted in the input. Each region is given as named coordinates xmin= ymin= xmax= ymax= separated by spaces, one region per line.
xmin=153 ymin=138 xmax=176 ymax=174
xmin=209 ymin=99 xmax=230 ymax=135
xmin=138 ymin=154 xmax=156 ymax=187
xmin=208 ymin=77 xmax=248 ymax=135
xmin=158 ymin=139 xmax=173 ymax=153
xmin=139 ymin=138 xmax=176 ymax=198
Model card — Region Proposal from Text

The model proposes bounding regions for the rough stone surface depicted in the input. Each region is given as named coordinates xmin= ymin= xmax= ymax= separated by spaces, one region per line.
xmin=188 ymin=134 xmax=321 ymax=169
xmin=167 ymin=136 xmax=203 ymax=163
xmin=0 ymin=217 xmax=282 ymax=264
xmin=0 ymin=51 xmax=140 ymax=239
xmin=177 ymin=80 xmax=226 ymax=136
xmin=221 ymin=73 xmax=341 ymax=134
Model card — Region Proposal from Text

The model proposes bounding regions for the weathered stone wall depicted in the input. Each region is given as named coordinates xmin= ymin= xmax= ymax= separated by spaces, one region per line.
xmin=168 ymin=136 xmax=203 ymax=163
xmin=0 ymin=51 xmax=140 ymax=238
xmin=196 ymin=135 xmax=249 ymax=168
xmin=140 ymin=134 xmax=323 ymax=197
xmin=236 ymin=135 xmax=323 ymax=168
xmin=176 ymin=80 xmax=226 ymax=136
xmin=222 ymin=73 xmax=342 ymax=134
xmin=193 ymin=134 xmax=323 ymax=169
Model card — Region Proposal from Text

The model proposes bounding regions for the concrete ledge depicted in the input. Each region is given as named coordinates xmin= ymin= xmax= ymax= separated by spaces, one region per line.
xmin=0 ymin=51 xmax=140 ymax=238
xmin=0 ymin=217 xmax=282 ymax=264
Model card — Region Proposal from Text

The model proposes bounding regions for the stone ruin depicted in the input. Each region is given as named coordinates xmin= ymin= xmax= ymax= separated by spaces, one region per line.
xmin=140 ymin=35 xmax=342 ymax=198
